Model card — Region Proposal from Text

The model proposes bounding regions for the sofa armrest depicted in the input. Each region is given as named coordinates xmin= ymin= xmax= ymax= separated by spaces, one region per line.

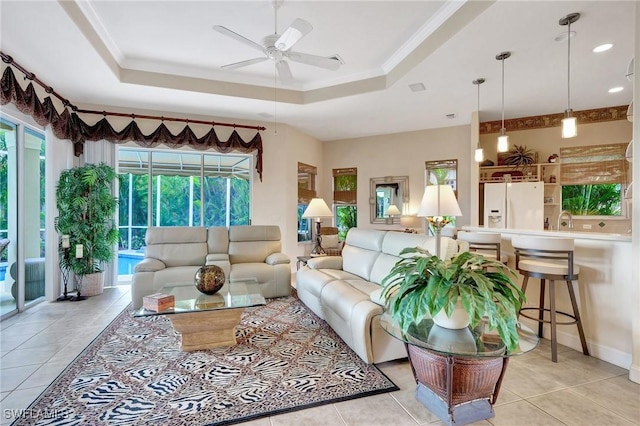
xmin=134 ymin=258 xmax=166 ymax=273
xmin=369 ymin=288 xmax=385 ymax=306
xmin=307 ymin=256 xmax=343 ymax=270
xmin=206 ymin=253 xmax=230 ymax=262
xmin=266 ymin=253 xmax=290 ymax=265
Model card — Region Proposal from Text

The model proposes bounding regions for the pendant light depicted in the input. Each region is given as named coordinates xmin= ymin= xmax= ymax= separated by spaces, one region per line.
xmin=560 ymin=13 xmax=580 ymax=138
xmin=496 ymin=51 xmax=511 ymax=152
xmin=473 ymin=78 xmax=485 ymax=162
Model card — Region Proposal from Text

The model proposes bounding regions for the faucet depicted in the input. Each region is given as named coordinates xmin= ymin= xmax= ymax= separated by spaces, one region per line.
xmin=557 ymin=210 xmax=574 ymax=230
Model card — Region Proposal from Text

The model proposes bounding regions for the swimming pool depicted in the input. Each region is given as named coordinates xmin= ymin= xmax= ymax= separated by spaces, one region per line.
xmin=0 ymin=253 xmax=143 ymax=279
xmin=118 ymin=253 xmax=144 ymax=275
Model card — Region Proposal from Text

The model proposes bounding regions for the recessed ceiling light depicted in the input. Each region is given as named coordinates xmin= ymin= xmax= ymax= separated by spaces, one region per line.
xmin=593 ymin=43 xmax=613 ymax=53
xmin=608 ymin=87 xmax=624 ymax=93
xmin=408 ymin=83 xmax=426 ymax=92
xmin=445 ymin=113 xmax=456 ymax=119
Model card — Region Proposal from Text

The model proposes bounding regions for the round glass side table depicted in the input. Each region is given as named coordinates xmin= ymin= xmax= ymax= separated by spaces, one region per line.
xmin=380 ymin=312 xmax=539 ymax=426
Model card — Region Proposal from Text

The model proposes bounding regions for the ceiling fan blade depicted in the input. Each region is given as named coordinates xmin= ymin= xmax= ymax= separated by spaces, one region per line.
xmin=213 ymin=25 xmax=265 ymax=53
xmin=221 ymin=57 xmax=268 ymax=70
xmin=287 ymin=51 xmax=342 ymax=71
xmin=275 ymin=18 xmax=313 ymax=51
xmin=275 ymin=60 xmax=294 ymax=85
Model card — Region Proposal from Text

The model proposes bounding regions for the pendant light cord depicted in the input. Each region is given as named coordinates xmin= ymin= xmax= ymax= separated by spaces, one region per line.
xmin=567 ymin=21 xmax=571 ymax=111
xmin=501 ymin=56 xmax=505 ymax=129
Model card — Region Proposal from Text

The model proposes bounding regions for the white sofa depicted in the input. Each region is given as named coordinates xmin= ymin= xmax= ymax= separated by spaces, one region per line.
xmin=132 ymin=225 xmax=291 ymax=308
xmin=296 ymin=228 xmax=465 ymax=364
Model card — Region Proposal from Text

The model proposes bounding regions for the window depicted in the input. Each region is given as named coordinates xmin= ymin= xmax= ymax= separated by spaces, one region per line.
xmin=117 ymin=148 xmax=252 ymax=274
xmin=333 ymin=168 xmax=357 ymax=240
xmin=298 ymin=162 xmax=317 ymax=242
xmin=560 ymin=144 xmax=629 ymax=217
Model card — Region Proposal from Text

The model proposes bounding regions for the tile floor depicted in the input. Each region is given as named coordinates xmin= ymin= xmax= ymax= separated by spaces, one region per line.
xmin=1 ymin=285 xmax=639 ymax=426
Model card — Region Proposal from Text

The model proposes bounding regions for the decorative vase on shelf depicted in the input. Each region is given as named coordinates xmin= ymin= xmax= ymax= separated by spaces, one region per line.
xmin=432 ymin=299 xmax=470 ymax=329
xmin=194 ymin=265 xmax=225 ymax=295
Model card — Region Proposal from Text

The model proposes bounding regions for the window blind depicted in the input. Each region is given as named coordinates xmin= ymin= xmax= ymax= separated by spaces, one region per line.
xmin=560 ymin=143 xmax=629 ymax=185
xmin=298 ymin=162 xmax=317 ymax=203
xmin=333 ymin=167 xmax=357 ymax=204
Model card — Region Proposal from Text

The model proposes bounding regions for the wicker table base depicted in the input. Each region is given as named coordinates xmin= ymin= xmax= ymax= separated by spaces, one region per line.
xmin=408 ymin=345 xmax=509 ymax=425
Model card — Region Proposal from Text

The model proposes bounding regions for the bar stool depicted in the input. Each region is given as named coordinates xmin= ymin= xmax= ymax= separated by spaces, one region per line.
xmin=457 ymin=231 xmax=508 ymax=263
xmin=512 ymin=236 xmax=589 ymax=362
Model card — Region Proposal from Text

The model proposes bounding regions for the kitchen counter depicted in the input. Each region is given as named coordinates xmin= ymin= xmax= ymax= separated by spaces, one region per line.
xmin=462 ymin=226 xmax=631 ymax=242
xmin=462 ymin=226 xmax=633 ymax=369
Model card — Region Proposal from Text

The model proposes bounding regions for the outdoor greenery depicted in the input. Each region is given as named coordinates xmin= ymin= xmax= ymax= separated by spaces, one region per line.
xmin=56 ymin=163 xmax=119 ymax=276
xmin=118 ymin=173 xmax=250 ymax=249
xmin=382 ymin=248 xmax=524 ymax=352
xmin=562 ymin=184 xmax=622 ymax=216
xmin=336 ymin=205 xmax=357 ymax=240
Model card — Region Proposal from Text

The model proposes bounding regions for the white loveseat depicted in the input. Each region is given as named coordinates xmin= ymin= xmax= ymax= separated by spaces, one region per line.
xmin=132 ymin=225 xmax=291 ymax=308
xmin=296 ymin=228 xmax=465 ymax=364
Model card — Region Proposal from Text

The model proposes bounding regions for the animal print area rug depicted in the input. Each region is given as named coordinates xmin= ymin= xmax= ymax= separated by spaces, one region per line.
xmin=13 ymin=295 xmax=398 ymax=425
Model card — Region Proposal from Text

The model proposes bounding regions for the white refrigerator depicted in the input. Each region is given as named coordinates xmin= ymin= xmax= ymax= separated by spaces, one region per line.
xmin=484 ymin=182 xmax=544 ymax=230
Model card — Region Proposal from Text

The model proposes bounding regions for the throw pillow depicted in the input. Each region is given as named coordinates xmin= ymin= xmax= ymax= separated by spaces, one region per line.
xmin=322 ymin=234 xmax=340 ymax=249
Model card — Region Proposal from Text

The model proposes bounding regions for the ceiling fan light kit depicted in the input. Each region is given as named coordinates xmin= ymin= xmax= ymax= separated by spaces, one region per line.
xmin=560 ymin=12 xmax=580 ymax=139
xmin=213 ymin=2 xmax=342 ymax=84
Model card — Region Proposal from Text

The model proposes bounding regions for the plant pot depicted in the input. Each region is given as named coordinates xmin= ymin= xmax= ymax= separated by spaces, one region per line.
xmin=78 ymin=272 xmax=104 ymax=297
xmin=432 ymin=299 xmax=470 ymax=329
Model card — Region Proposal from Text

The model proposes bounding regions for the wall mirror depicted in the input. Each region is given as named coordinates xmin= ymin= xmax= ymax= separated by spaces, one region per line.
xmin=370 ymin=176 xmax=409 ymax=224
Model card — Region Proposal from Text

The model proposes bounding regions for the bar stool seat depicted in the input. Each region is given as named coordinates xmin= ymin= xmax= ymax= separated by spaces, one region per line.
xmin=457 ymin=231 xmax=508 ymax=263
xmin=517 ymin=259 xmax=580 ymax=276
xmin=512 ymin=236 xmax=589 ymax=362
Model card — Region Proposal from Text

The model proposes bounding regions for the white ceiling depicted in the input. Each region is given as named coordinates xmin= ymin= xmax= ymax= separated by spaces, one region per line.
xmin=0 ymin=1 xmax=635 ymax=141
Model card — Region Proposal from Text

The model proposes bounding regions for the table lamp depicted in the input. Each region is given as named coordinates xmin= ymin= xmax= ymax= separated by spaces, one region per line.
xmin=385 ymin=205 xmax=402 ymax=224
xmin=417 ymin=185 xmax=462 ymax=258
xmin=302 ymin=198 xmax=334 ymax=255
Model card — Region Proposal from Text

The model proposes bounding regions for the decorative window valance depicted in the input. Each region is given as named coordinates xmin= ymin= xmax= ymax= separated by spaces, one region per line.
xmin=0 ymin=64 xmax=265 ymax=181
xmin=333 ymin=167 xmax=357 ymax=204
xmin=560 ymin=143 xmax=629 ymax=185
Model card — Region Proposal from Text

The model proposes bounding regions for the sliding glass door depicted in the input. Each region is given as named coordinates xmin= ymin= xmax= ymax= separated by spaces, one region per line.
xmin=0 ymin=116 xmax=46 ymax=319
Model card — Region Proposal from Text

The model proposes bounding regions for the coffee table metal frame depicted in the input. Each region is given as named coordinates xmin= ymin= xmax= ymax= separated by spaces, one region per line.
xmin=134 ymin=279 xmax=265 ymax=351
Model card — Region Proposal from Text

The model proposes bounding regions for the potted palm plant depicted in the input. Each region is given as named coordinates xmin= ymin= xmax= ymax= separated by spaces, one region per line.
xmin=382 ymin=248 xmax=524 ymax=351
xmin=55 ymin=163 xmax=119 ymax=298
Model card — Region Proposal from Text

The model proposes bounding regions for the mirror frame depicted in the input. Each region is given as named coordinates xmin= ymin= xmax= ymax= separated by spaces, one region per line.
xmin=369 ymin=176 xmax=409 ymax=224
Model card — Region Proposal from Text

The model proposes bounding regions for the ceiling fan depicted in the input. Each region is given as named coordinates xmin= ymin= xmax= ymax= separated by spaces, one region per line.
xmin=213 ymin=1 xmax=342 ymax=84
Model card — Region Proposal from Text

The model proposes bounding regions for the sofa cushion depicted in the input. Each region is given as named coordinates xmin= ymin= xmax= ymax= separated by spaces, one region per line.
xmin=145 ymin=226 xmax=208 ymax=267
xmin=146 ymin=226 xmax=207 ymax=244
xmin=207 ymin=226 xmax=229 ymax=254
xmin=153 ymin=265 xmax=201 ymax=287
xmin=228 ymin=225 xmax=282 ymax=263
xmin=146 ymin=242 xmax=208 ymax=268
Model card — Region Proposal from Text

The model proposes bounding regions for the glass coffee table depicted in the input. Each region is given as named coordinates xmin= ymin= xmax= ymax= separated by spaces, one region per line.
xmin=134 ymin=279 xmax=265 ymax=351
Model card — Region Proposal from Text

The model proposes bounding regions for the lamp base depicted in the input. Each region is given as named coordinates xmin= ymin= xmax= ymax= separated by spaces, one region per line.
xmin=310 ymin=221 xmax=326 ymax=256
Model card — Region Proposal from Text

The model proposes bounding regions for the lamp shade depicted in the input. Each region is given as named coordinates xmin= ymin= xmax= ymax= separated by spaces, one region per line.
xmin=561 ymin=115 xmax=577 ymax=138
xmin=386 ymin=205 xmax=402 ymax=216
xmin=301 ymin=198 xmax=333 ymax=219
xmin=400 ymin=215 xmax=420 ymax=228
xmin=417 ymin=185 xmax=462 ymax=217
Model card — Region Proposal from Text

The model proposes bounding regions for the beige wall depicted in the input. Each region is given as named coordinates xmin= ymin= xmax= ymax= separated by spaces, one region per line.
xmin=321 ymin=125 xmax=472 ymax=231
xmin=479 ymin=119 xmax=633 ymax=233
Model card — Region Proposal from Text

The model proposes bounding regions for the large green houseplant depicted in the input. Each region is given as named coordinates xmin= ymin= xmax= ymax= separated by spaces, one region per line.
xmin=55 ymin=163 xmax=119 ymax=285
xmin=382 ymin=248 xmax=524 ymax=351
